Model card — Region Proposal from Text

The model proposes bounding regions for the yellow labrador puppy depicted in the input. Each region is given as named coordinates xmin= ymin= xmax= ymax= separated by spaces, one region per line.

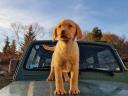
xmin=44 ymin=19 xmax=82 ymax=95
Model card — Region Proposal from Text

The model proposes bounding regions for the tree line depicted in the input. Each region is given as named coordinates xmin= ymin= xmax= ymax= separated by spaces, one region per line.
xmin=83 ymin=27 xmax=128 ymax=58
xmin=0 ymin=24 xmax=128 ymax=64
xmin=0 ymin=23 xmax=43 ymax=64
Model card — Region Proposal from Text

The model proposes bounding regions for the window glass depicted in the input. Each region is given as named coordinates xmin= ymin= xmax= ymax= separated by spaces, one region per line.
xmin=79 ymin=44 xmax=119 ymax=71
xmin=25 ymin=43 xmax=120 ymax=71
xmin=25 ymin=44 xmax=53 ymax=70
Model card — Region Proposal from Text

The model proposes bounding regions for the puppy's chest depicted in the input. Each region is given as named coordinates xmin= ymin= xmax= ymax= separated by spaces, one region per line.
xmin=61 ymin=59 xmax=72 ymax=72
xmin=60 ymin=55 xmax=76 ymax=72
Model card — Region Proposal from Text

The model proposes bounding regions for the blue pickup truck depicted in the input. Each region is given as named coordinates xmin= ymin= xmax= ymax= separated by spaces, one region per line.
xmin=0 ymin=40 xmax=128 ymax=96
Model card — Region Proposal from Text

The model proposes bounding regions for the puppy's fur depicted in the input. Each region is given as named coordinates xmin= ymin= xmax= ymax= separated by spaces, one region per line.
xmin=43 ymin=19 xmax=82 ymax=95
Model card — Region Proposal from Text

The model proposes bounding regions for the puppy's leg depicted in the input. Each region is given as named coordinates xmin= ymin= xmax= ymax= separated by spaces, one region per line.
xmin=47 ymin=64 xmax=55 ymax=81
xmin=54 ymin=66 xmax=66 ymax=95
xmin=69 ymin=65 xmax=80 ymax=94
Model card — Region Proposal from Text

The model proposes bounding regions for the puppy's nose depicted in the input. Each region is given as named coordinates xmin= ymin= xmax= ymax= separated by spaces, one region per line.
xmin=61 ymin=30 xmax=65 ymax=35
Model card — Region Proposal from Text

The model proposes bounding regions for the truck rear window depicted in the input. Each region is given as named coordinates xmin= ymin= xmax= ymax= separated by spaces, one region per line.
xmin=25 ymin=43 xmax=120 ymax=72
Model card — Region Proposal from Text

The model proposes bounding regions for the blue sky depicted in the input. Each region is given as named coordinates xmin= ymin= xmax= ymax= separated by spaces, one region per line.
xmin=0 ymin=0 xmax=128 ymax=51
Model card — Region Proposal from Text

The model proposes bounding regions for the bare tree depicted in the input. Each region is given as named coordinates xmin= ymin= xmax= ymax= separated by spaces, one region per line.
xmin=11 ymin=22 xmax=44 ymax=41
xmin=11 ymin=22 xmax=23 ymax=42
xmin=10 ymin=22 xmax=44 ymax=56
xmin=25 ymin=23 xmax=44 ymax=38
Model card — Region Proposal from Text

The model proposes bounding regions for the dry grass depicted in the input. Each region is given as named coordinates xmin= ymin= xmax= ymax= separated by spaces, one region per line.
xmin=0 ymin=64 xmax=13 ymax=89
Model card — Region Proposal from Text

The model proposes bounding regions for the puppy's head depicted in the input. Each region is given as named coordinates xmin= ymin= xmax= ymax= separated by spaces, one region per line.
xmin=52 ymin=19 xmax=82 ymax=41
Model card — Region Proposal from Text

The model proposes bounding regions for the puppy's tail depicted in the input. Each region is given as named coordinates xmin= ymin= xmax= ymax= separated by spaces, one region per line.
xmin=42 ymin=44 xmax=55 ymax=52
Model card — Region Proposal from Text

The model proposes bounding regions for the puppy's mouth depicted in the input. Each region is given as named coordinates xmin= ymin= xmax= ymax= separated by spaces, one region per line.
xmin=60 ymin=35 xmax=70 ymax=40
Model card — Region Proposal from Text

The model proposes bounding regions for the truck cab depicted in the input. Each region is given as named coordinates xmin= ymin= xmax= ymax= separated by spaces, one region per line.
xmin=0 ymin=40 xmax=128 ymax=96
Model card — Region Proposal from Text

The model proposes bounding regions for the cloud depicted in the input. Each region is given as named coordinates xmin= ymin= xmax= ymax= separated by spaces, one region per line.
xmin=0 ymin=8 xmax=55 ymax=28
xmin=0 ymin=5 xmax=56 ymax=51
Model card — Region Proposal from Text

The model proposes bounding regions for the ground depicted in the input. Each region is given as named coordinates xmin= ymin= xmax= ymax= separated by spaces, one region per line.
xmin=0 ymin=64 xmax=12 ymax=89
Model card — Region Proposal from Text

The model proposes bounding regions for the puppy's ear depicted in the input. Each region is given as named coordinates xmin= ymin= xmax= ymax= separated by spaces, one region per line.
xmin=76 ymin=24 xmax=82 ymax=40
xmin=52 ymin=27 xmax=57 ymax=41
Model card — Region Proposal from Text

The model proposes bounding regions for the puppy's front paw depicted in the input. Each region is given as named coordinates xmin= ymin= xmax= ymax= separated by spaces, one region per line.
xmin=54 ymin=89 xmax=66 ymax=95
xmin=69 ymin=87 xmax=80 ymax=95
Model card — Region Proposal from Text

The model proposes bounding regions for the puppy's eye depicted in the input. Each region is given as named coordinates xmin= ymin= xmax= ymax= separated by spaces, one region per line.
xmin=58 ymin=25 xmax=61 ymax=28
xmin=68 ymin=24 xmax=72 ymax=28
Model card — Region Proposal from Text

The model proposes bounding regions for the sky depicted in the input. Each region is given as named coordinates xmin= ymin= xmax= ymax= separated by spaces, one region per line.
xmin=0 ymin=0 xmax=128 ymax=51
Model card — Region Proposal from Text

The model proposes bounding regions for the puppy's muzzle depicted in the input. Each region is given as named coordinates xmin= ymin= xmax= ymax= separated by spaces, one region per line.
xmin=61 ymin=30 xmax=67 ymax=38
xmin=61 ymin=30 xmax=66 ymax=36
